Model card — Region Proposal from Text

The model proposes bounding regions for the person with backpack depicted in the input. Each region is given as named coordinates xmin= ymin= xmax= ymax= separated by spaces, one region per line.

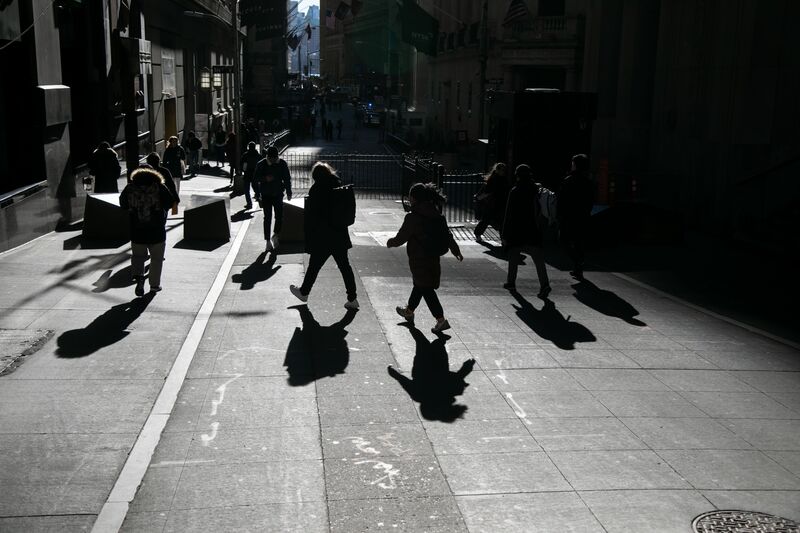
xmin=162 ymin=136 xmax=186 ymax=184
xmin=254 ymin=145 xmax=292 ymax=251
xmin=502 ymin=164 xmax=551 ymax=298
xmin=388 ymin=182 xmax=463 ymax=334
xmin=240 ymin=141 xmax=262 ymax=210
xmin=473 ymin=162 xmax=509 ymax=241
xmin=290 ymin=162 xmax=359 ymax=310
xmin=119 ymin=168 xmax=175 ymax=296
xmin=557 ymin=153 xmax=594 ymax=280
xmin=145 ymin=152 xmax=179 ymax=214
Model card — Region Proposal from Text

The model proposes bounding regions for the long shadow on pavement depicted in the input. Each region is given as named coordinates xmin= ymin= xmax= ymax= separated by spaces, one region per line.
xmin=572 ymin=278 xmax=646 ymax=326
xmin=388 ymin=324 xmax=475 ymax=423
xmin=511 ymin=291 xmax=596 ymax=350
xmin=56 ymin=293 xmax=155 ymax=358
xmin=231 ymin=252 xmax=281 ymax=290
xmin=284 ymin=305 xmax=357 ymax=386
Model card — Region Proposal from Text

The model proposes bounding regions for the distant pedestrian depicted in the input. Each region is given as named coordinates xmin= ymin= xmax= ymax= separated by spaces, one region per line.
xmin=213 ymin=125 xmax=227 ymax=167
xmin=473 ymin=162 xmax=509 ymax=241
xmin=185 ymin=131 xmax=203 ymax=176
xmin=336 ymin=118 xmax=343 ymax=140
xmin=558 ymin=153 xmax=594 ymax=280
xmin=290 ymin=162 xmax=359 ymax=309
xmin=502 ymin=164 xmax=551 ymax=298
xmin=388 ymin=182 xmax=463 ymax=334
xmin=327 ymin=120 xmax=334 ymax=141
xmin=88 ymin=141 xmax=121 ymax=193
xmin=254 ymin=145 xmax=292 ymax=251
xmin=162 ymin=136 xmax=186 ymax=182
xmin=119 ymin=168 xmax=174 ymax=296
xmin=240 ymin=141 xmax=262 ymax=210
xmin=224 ymin=132 xmax=238 ymax=183
xmin=145 ymin=152 xmax=179 ymax=214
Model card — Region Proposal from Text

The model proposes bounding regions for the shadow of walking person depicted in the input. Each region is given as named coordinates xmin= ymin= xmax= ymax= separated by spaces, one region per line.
xmin=388 ymin=324 xmax=475 ymax=423
xmin=284 ymin=305 xmax=358 ymax=386
xmin=55 ymin=293 xmax=155 ymax=358
xmin=572 ymin=279 xmax=647 ymax=326
xmin=511 ymin=291 xmax=595 ymax=350
xmin=231 ymin=252 xmax=281 ymax=290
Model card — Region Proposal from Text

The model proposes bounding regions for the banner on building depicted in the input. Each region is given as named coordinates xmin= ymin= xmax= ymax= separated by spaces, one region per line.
xmin=241 ymin=0 xmax=285 ymax=28
xmin=399 ymin=0 xmax=439 ymax=57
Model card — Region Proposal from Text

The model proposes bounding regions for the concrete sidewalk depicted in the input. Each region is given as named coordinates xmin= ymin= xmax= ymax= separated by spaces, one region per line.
xmin=1 ymin=175 xmax=799 ymax=532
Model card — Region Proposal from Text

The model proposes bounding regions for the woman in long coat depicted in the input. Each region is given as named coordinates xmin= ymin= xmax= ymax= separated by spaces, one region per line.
xmin=289 ymin=162 xmax=359 ymax=309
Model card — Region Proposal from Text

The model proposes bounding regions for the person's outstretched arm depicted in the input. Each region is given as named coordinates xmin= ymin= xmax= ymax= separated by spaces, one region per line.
xmin=386 ymin=214 xmax=412 ymax=248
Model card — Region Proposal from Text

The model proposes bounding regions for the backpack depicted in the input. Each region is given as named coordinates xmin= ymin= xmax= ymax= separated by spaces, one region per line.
xmin=537 ymin=186 xmax=558 ymax=226
xmin=422 ymin=214 xmax=451 ymax=256
xmin=329 ymin=184 xmax=356 ymax=227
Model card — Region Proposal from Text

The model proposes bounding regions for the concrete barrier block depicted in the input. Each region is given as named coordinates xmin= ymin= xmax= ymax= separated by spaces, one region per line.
xmin=184 ymin=195 xmax=230 ymax=242
xmin=82 ymin=193 xmax=130 ymax=241
xmin=278 ymin=197 xmax=305 ymax=242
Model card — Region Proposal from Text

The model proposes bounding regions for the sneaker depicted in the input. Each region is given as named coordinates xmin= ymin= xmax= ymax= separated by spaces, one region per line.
xmin=271 ymin=234 xmax=280 ymax=249
xmin=290 ymin=284 xmax=308 ymax=302
xmin=244 ymin=202 xmax=252 ymax=210
xmin=344 ymin=299 xmax=360 ymax=310
xmin=537 ymin=285 xmax=552 ymax=298
xmin=266 ymin=240 xmax=273 ymax=252
xmin=395 ymin=306 xmax=415 ymax=322
xmin=474 ymin=231 xmax=484 ymax=242
xmin=134 ymin=277 xmax=145 ymax=297
xmin=503 ymin=282 xmax=516 ymax=291
xmin=150 ymin=286 xmax=162 ymax=293
xmin=431 ymin=318 xmax=451 ymax=334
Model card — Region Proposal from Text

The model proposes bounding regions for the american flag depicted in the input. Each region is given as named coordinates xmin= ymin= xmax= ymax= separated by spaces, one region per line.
xmin=502 ymin=0 xmax=531 ymax=27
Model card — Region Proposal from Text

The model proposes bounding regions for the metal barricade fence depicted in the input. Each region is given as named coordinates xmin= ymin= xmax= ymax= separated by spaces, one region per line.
xmin=282 ymin=153 xmax=404 ymax=199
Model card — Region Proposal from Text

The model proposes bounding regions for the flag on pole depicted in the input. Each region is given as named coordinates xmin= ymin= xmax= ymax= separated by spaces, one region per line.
xmin=325 ymin=9 xmax=336 ymax=28
xmin=305 ymin=23 xmax=312 ymax=40
xmin=334 ymin=1 xmax=350 ymax=20
xmin=502 ymin=0 xmax=531 ymax=26
xmin=288 ymin=33 xmax=301 ymax=50
xmin=350 ymin=0 xmax=363 ymax=17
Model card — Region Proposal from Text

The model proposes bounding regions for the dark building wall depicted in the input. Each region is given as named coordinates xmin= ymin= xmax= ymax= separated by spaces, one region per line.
xmin=583 ymin=0 xmax=800 ymax=234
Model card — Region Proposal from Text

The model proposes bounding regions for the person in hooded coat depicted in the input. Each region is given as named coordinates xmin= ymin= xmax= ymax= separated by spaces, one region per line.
xmin=388 ymin=182 xmax=463 ymax=334
xmin=88 ymin=141 xmax=121 ymax=193
xmin=119 ymin=168 xmax=174 ymax=296
xmin=290 ymin=162 xmax=359 ymax=309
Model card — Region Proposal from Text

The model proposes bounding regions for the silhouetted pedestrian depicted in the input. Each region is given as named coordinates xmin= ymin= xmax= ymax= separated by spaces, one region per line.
xmin=162 ymin=136 xmax=186 ymax=182
xmin=213 ymin=126 xmax=227 ymax=167
xmin=119 ymin=168 xmax=174 ymax=296
xmin=502 ymin=164 xmax=551 ymax=298
xmin=240 ymin=141 xmax=262 ymax=209
xmin=185 ymin=131 xmax=203 ymax=176
xmin=558 ymin=153 xmax=594 ymax=280
xmin=336 ymin=118 xmax=343 ymax=140
xmin=388 ymin=182 xmax=462 ymax=334
xmin=473 ymin=162 xmax=509 ymax=241
xmin=145 ymin=152 xmax=179 ymax=214
xmin=254 ymin=145 xmax=292 ymax=251
xmin=290 ymin=162 xmax=359 ymax=309
xmin=88 ymin=141 xmax=121 ymax=193
xmin=224 ymin=132 xmax=238 ymax=183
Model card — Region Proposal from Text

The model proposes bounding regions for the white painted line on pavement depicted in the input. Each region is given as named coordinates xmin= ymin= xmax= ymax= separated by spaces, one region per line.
xmin=92 ymin=218 xmax=251 ymax=533
xmin=610 ymin=272 xmax=800 ymax=350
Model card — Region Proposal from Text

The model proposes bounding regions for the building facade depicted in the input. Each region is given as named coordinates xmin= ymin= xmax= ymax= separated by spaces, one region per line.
xmin=0 ymin=0 xmax=241 ymax=251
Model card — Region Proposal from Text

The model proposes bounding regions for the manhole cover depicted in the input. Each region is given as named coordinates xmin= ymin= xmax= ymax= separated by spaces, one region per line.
xmin=693 ymin=510 xmax=800 ymax=533
xmin=0 ymin=329 xmax=54 ymax=376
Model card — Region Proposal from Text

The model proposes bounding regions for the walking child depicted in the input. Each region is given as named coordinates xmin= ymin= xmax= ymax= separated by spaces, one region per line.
xmin=388 ymin=182 xmax=463 ymax=333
